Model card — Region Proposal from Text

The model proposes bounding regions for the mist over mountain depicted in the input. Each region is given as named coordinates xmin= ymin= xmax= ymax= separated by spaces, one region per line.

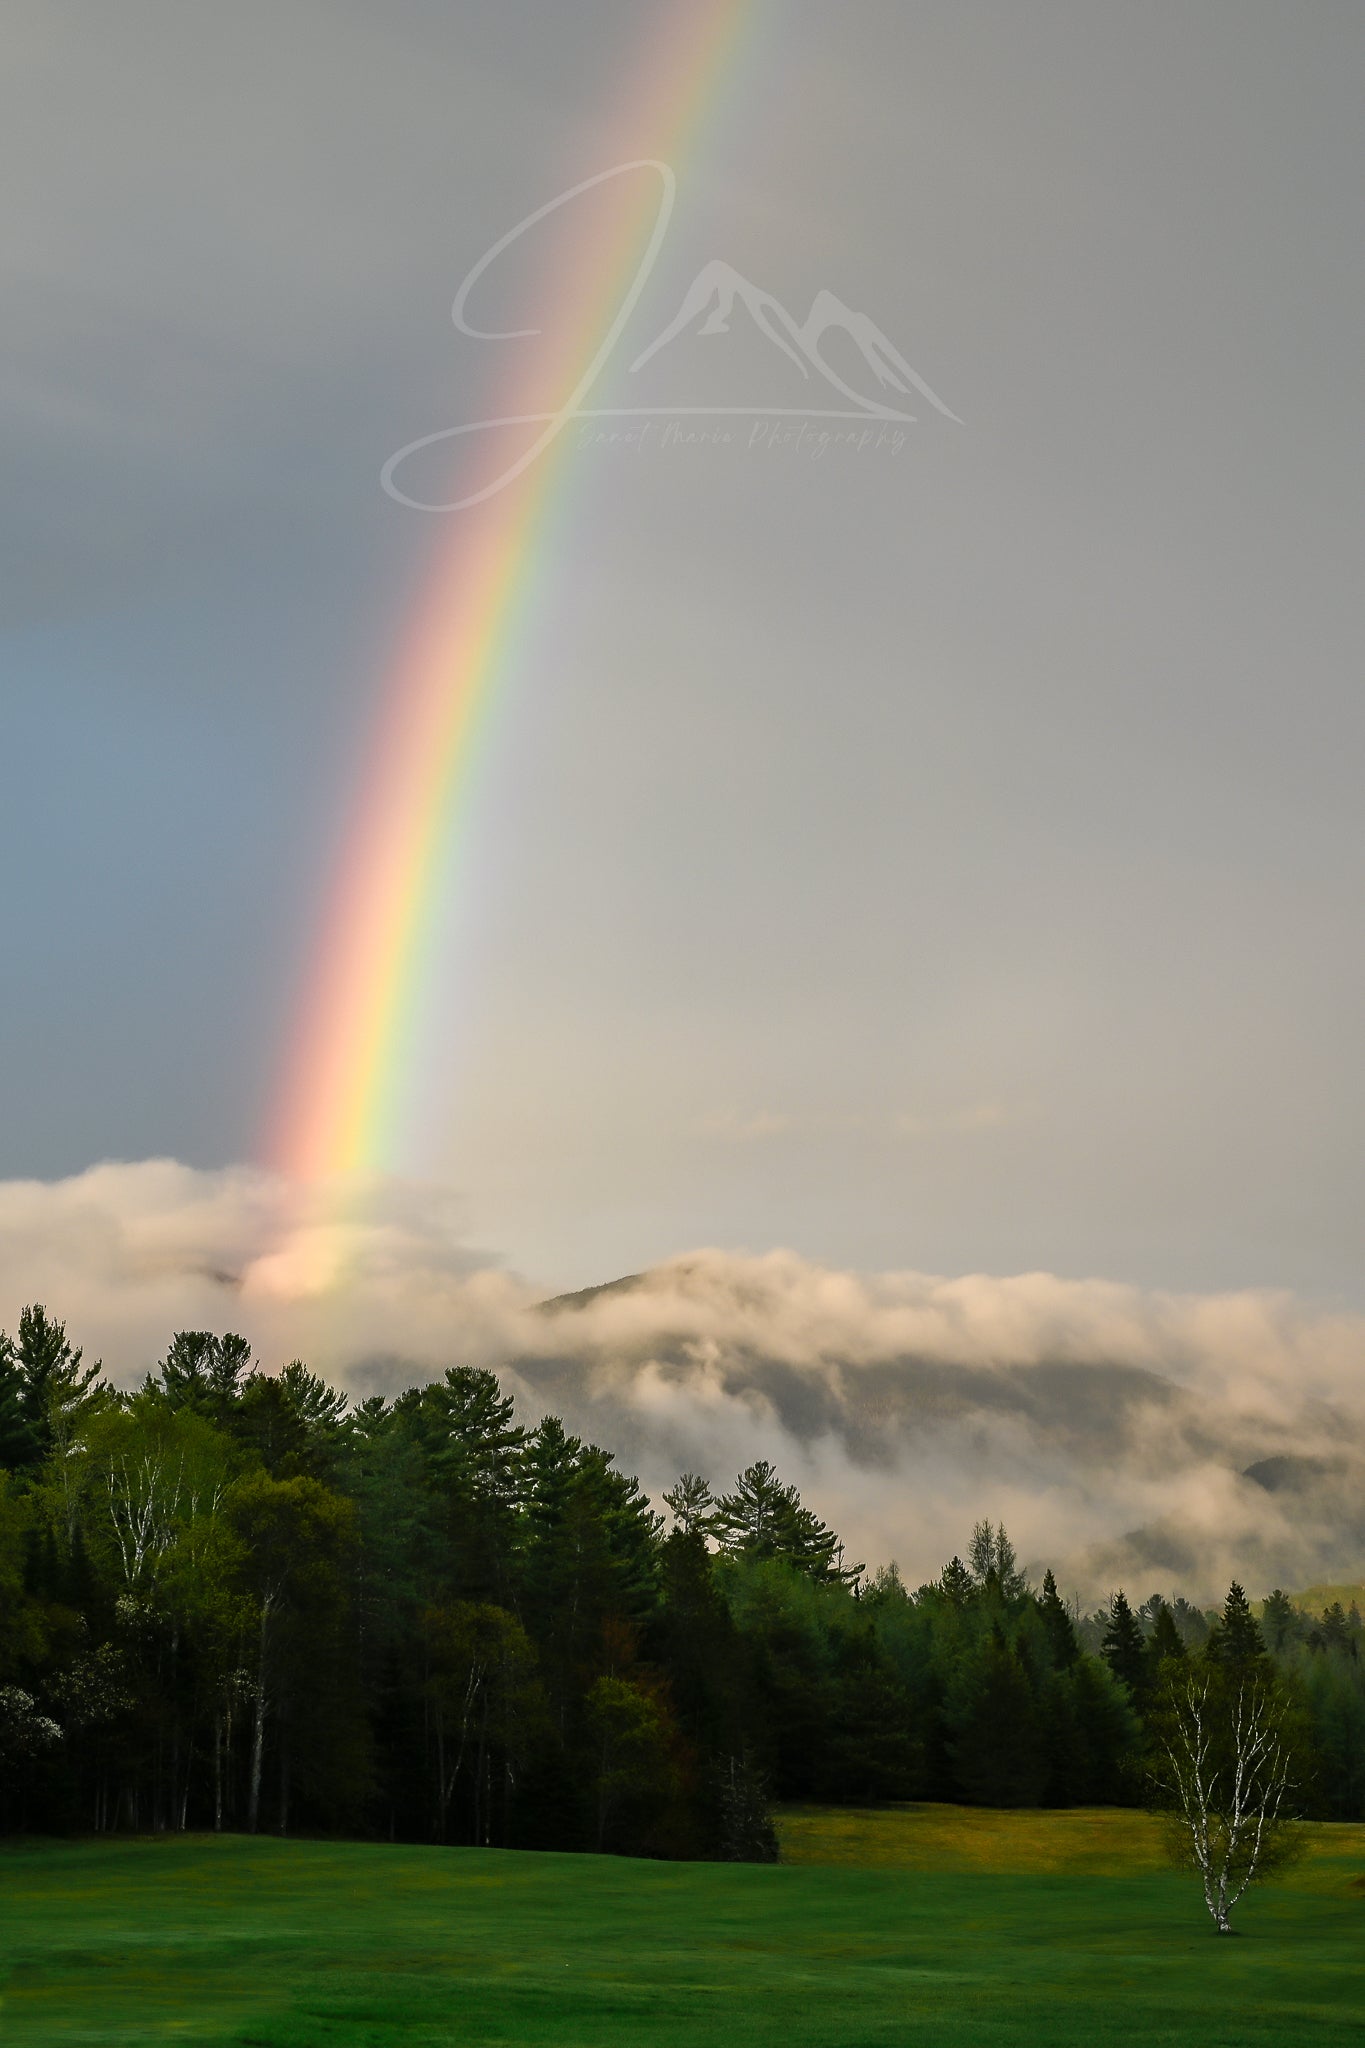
xmin=4 ymin=1160 xmax=1363 ymax=1602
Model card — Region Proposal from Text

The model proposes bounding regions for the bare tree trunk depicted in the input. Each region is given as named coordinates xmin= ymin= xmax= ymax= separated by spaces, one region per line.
xmin=435 ymin=1709 xmax=446 ymax=1842
xmin=213 ymin=1715 xmax=223 ymax=1833
xmin=476 ymin=1693 xmax=490 ymax=1847
xmin=248 ymin=1600 xmax=271 ymax=1834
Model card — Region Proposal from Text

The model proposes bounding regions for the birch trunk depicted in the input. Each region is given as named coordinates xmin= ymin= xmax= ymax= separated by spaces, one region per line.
xmin=248 ymin=1597 xmax=272 ymax=1834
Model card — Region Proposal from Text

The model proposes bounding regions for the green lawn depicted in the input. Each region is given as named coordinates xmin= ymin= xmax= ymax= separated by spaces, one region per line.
xmin=2 ymin=1811 xmax=1361 ymax=2045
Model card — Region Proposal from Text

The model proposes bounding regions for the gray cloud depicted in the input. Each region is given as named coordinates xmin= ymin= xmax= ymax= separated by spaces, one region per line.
xmin=3 ymin=1160 xmax=1362 ymax=1601
xmin=6 ymin=5 xmax=1365 ymax=1309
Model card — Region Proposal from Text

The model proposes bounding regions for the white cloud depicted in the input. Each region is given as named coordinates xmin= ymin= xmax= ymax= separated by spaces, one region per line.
xmin=3 ymin=1159 xmax=1363 ymax=1600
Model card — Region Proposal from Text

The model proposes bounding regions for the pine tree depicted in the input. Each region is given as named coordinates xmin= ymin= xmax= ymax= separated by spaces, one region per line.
xmin=714 ymin=1462 xmax=860 ymax=1584
xmin=1210 ymin=1582 xmax=1265 ymax=1669
xmin=15 ymin=1305 xmax=102 ymax=1465
xmin=157 ymin=1331 xmax=217 ymax=1409
xmin=234 ymin=1373 xmax=311 ymax=1475
xmin=207 ymin=1335 xmax=252 ymax=1423
xmin=1261 ymin=1588 xmax=1297 ymax=1652
xmin=945 ymin=1627 xmax=1046 ymax=1806
xmin=716 ymin=1753 xmax=778 ymax=1862
xmin=658 ymin=1524 xmax=738 ymax=1750
xmin=1101 ymin=1590 xmax=1148 ymax=1701
xmin=400 ymin=1368 xmax=525 ymax=1601
xmin=662 ymin=1472 xmax=717 ymax=1540
xmin=1319 ymin=1602 xmax=1351 ymax=1653
xmin=156 ymin=1332 xmax=252 ymax=1426
xmin=968 ymin=1520 xmax=1027 ymax=1601
xmin=1038 ymin=1569 xmax=1080 ymax=1668
xmin=0 ymin=1335 xmax=35 ymax=1472
xmin=1147 ymin=1600 xmax=1186 ymax=1678
xmin=939 ymin=1555 xmax=975 ymax=1606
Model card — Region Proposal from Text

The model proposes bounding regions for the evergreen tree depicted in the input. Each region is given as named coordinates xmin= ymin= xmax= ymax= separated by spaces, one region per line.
xmin=945 ymin=1627 xmax=1046 ymax=1806
xmin=234 ymin=1373 xmax=312 ymax=1475
xmin=156 ymin=1331 xmax=217 ymax=1410
xmin=207 ymin=1336 xmax=252 ymax=1422
xmin=713 ymin=1461 xmax=802 ymax=1562
xmin=0 ymin=1336 xmax=35 ymax=1472
xmin=14 ymin=1305 xmax=102 ymax=1466
xmin=1147 ymin=1600 xmax=1186 ymax=1679
xmin=714 ymin=1462 xmax=860 ymax=1585
xmin=1260 ymin=1588 xmax=1297 ymax=1653
xmin=398 ymin=1369 xmax=525 ymax=1603
xmin=662 ymin=1471 xmax=717 ymax=1540
xmin=656 ymin=1524 xmax=738 ymax=1752
xmin=1064 ymin=1655 xmax=1140 ymax=1803
xmin=715 ymin=1753 xmax=778 ymax=1861
xmin=1210 ymin=1582 xmax=1265 ymax=1669
xmin=1101 ymin=1590 xmax=1148 ymax=1701
xmin=157 ymin=1332 xmax=253 ymax=1428
xmin=939 ymin=1555 xmax=975 ymax=1607
xmin=968 ymin=1520 xmax=1027 ymax=1602
xmin=4 ymin=1301 xmax=1362 ymax=1849
xmin=1320 ymin=1602 xmax=1351 ymax=1655
xmin=1037 ymin=1569 xmax=1080 ymax=1668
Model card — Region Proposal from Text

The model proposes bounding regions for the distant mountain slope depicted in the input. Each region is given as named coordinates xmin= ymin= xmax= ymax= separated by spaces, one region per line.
xmin=1289 ymin=1583 xmax=1365 ymax=1614
xmin=504 ymin=1255 xmax=1365 ymax=1603
xmin=536 ymin=1273 xmax=647 ymax=1314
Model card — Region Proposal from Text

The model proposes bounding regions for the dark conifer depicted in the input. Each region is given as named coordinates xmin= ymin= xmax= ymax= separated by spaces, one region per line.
xmin=1037 ymin=1569 xmax=1080 ymax=1669
xmin=1260 ymin=1588 xmax=1297 ymax=1653
xmin=716 ymin=1753 xmax=778 ymax=1862
xmin=939 ymin=1555 xmax=975 ymax=1606
xmin=0 ymin=1335 xmax=35 ymax=1471
xmin=15 ymin=1305 xmax=102 ymax=1463
xmin=1101 ymin=1590 xmax=1148 ymax=1700
xmin=1146 ymin=1601 xmax=1185 ymax=1677
xmin=713 ymin=1461 xmax=860 ymax=1585
xmin=1210 ymin=1582 xmax=1265 ymax=1669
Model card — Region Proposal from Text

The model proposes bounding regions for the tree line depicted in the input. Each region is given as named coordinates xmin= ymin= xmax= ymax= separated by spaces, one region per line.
xmin=1 ymin=1305 xmax=1361 ymax=1853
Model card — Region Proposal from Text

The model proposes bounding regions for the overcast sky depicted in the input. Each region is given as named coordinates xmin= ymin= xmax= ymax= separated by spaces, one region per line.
xmin=4 ymin=1 xmax=1363 ymax=1300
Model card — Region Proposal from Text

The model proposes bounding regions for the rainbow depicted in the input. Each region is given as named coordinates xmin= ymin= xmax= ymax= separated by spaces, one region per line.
xmin=269 ymin=1 xmax=755 ymax=1192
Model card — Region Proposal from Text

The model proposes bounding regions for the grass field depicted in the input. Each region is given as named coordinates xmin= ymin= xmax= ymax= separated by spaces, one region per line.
xmin=2 ymin=1810 xmax=1361 ymax=2046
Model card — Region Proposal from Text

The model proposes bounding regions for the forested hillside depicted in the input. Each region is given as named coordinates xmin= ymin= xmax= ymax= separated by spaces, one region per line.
xmin=2 ymin=1306 xmax=1362 ymax=1849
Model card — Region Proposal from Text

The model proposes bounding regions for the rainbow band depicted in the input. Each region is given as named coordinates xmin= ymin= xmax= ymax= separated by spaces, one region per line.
xmin=271 ymin=1 xmax=755 ymax=1185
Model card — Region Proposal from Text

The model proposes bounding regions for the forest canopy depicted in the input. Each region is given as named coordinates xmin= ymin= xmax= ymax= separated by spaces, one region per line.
xmin=1 ymin=1306 xmax=1362 ymax=1854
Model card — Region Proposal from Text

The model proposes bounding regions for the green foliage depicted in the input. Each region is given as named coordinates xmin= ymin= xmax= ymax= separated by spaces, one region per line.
xmin=1145 ymin=1647 xmax=1312 ymax=1930
xmin=1146 ymin=1599 xmax=1186 ymax=1679
xmin=1101 ymin=1589 xmax=1148 ymax=1702
xmin=1038 ymin=1568 xmax=1079 ymax=1668
xmin=0 ymin=1304 xmax=105 ymax=1476
xmin=714 ymin=1460 xmax=861 ymax=1585
xmin=716 ymin=1751 xmax=779 ymax=1860
xmin=945 ymin=1627 xmax=1045 ymax=1806
xmin=968 ymin=1519 xmax=1027 ymax=1602
xmin=0 ymin=1336 xmax=33 ymax=1470
xmin=1 ymin=1303 xmax=1361 ymax=1857
xmin=1262 ymin=1586 xmax=1297 ymax=1652
xmin=662 ymin=1469 xmax=716 ymax=1538
xmin=1209 ymin=1580 xmax=1266 ymax=1670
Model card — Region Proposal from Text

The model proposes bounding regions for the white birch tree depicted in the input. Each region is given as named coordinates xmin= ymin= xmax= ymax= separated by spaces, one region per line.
xmin=1148 ymin=1665 xmax=1303 ymax=1933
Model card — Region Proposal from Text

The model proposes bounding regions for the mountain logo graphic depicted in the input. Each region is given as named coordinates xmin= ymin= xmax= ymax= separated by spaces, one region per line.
xmin=382 ymin=160 xmax=961 ymax=513
xmin=629 ymin=259 xmax=961 ymax=424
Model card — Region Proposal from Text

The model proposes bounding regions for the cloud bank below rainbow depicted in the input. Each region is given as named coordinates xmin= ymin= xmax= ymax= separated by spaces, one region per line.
xmin=3 ymin=1158 xmax=1362 ymax=1602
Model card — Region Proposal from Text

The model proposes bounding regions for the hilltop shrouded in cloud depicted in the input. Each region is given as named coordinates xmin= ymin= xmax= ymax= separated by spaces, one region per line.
xmin=3 ymin=1159 xmax=1363 ymax=1602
